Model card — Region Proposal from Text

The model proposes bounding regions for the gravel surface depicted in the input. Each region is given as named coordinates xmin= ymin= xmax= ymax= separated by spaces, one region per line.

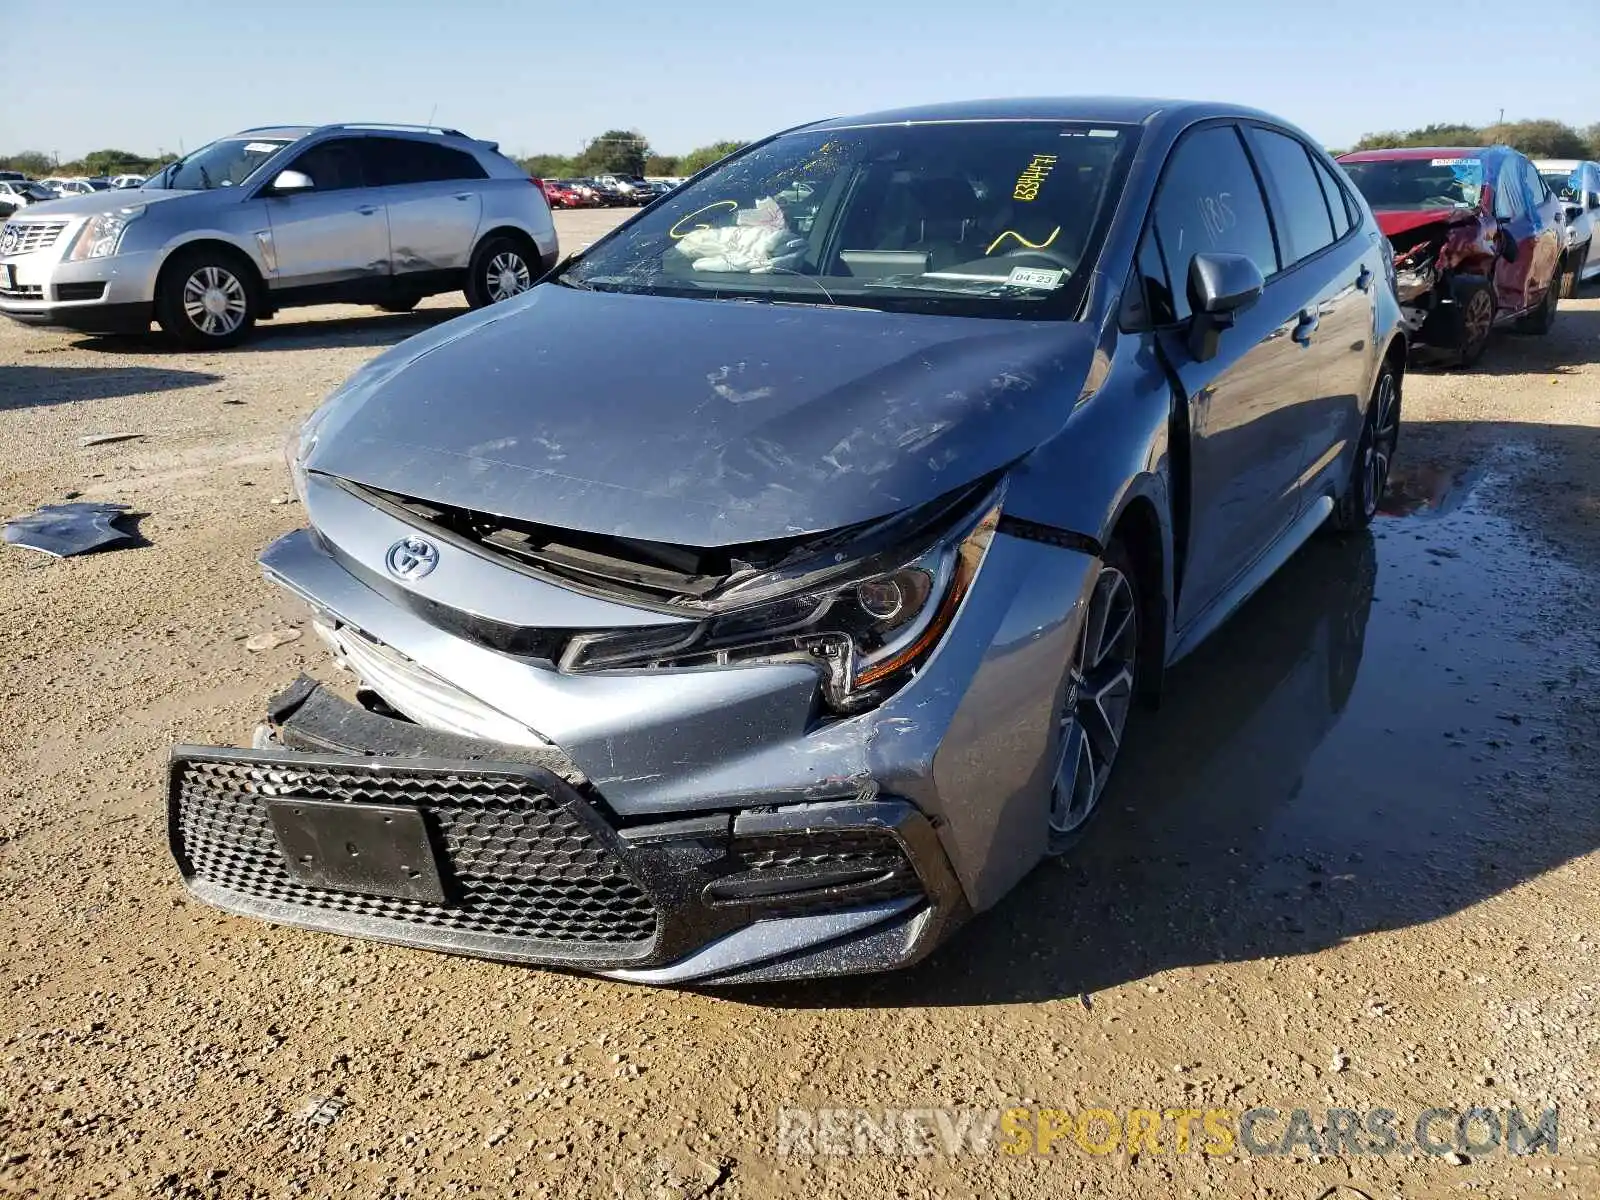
xmin=2 ymin=211 xmax=1599 ymax=1198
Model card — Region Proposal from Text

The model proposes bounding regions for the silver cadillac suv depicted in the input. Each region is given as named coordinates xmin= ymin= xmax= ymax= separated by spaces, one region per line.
xmin=0 ymin=123 xmax=557 ymax=346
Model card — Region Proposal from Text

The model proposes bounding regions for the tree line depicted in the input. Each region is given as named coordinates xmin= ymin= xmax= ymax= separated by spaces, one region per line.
xmin=0 ymin=148 xmax=178 ymax=178
xmin=1341 ymin=118 xmax=1600 ymax=158
xmin=516 ymin=130 xmax=746 ymax=179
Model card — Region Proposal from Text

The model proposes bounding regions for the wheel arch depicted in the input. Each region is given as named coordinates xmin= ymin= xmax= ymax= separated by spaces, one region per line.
xmin=1105 ymin=487 xmax=1168 ymax=707
xmin=154 ymin=237 xmax=267 ymax=307
xmin=474 ymin=224 xmax=555 ymax=276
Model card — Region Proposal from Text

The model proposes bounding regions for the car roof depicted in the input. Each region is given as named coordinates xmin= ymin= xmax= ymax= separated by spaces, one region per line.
xmin=1339 ymin=145 xmax=1512 ymax=162
xmin=803 ymin=96 xmax=1282 ymax=131
xmin=1533 ymin=158 xmax=1586 ymax=169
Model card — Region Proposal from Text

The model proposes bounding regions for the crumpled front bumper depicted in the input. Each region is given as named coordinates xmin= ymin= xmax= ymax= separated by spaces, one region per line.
xmin=169 ymin=470 xmax=1101 ymax=982
xmin=168 ymin=678 xmax=970 ymax=985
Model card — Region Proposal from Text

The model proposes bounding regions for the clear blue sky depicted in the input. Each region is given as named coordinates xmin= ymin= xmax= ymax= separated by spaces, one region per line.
xmin=5 ymin=0 xmax=1597 ymax=161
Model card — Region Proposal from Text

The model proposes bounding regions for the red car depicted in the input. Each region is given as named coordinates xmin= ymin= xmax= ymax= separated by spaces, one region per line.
xmin=538 ymin=178 xmax=590 ymax=209
xmin=1338 ymin=145 xmax=1563 ymax=365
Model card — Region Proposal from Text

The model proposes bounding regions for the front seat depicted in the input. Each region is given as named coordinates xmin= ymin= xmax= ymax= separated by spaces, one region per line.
xmin=902 ymin=177 xmax=983 ymax=269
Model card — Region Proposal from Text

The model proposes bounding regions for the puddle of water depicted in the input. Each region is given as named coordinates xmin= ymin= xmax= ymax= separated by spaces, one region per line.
xmin=888 ymin=467 xmax=1600 ymax=1002
xmin=1379 ymin=460 xmax=1485 ymax=518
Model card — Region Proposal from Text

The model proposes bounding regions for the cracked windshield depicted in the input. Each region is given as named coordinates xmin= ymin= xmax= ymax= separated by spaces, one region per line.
xmin=563 ymin=122 xmax=1131 ymax=311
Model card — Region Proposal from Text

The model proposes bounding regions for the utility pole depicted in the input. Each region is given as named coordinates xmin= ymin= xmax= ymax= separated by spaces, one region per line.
xmin=1498 ymin=108 xmax=1505 ymax=125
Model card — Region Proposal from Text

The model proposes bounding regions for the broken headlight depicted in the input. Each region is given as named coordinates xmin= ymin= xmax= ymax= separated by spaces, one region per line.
xmin=561 ymin=496 xmax=1002 ymax=713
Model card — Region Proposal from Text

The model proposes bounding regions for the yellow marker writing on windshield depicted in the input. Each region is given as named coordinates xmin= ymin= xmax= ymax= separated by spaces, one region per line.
xmin=1013 ymin=154 xmax=1058 ymax=201
xmin=986 ymin=226 xmax=1061 ymax=255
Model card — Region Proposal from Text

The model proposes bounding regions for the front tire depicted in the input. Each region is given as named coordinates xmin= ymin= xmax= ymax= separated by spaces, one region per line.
xmin=1330 ymin=362 xmax=1400 ymax=533
xmin=465 ymin=235 xmax=536 ymax=309
xmin=155 ymin=248 xmax=256 ymax=348
xmin=1047 ymin=541 xmax=1140 ymax=855
xmin=1449 ymin=282 xmax=1494 ymax=367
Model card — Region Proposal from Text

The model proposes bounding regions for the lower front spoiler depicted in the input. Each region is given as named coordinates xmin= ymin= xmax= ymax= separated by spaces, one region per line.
xmin=0 ymin=300 xmax=152 ymax=334
xmin=167 ymin=683 xmax=969 ymax=985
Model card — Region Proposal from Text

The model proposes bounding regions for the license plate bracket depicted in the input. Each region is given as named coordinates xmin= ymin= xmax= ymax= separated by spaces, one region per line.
xmin=267 ymin=798 xmax=446 ymax=904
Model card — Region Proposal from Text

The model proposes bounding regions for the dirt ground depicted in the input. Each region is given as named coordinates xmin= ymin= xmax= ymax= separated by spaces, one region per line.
xmin=2 ymin=208 xmax=1599 ymax=1199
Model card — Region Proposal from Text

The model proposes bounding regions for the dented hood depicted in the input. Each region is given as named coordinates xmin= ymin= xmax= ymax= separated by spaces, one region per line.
xmin=1373 ymin=207 xmax=1475 ymax=239
xmin=307 ymin=284 xmax=1095 ymax=546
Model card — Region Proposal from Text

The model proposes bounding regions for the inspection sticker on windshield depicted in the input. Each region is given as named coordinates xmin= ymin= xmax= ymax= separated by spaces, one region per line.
xmin=1007 ymin=266 xmax=1065 ymax=290
xmin=244 ymin=142 xmax=281 ymax=154
xmin=1429 ymin=158 xmax=1474 ymax=166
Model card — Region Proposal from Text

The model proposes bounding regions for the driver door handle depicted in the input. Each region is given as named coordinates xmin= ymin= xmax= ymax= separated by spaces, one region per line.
xmin=1292 ymin=310 xmax=1319 ymax=345
xmin=356 ymin=204 xmax=380 ymax=216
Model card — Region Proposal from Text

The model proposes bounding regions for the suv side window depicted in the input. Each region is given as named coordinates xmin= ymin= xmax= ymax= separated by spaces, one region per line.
xmin=284 ymin=138 xmax=366 ymax=193
xmin=1312 ymin=155 xmax=1354 ymax=239
xmin=1151 ymin=124 xmax=1279 ymax=321
xmin=1247 ymin=127 xmax=1337 ymax=266
xmin=1494 ymin=160 xmax=1523 ymax=219
xmin=365 ymin=137 xmax=488 ymax=186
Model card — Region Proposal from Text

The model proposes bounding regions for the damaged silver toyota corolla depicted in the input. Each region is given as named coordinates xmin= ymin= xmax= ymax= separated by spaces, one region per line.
xmin=169 ymin=98 xmax=1406 ymax=984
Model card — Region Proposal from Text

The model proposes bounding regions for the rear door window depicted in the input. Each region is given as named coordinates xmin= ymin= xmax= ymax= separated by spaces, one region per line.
xmin=1150 ymin=124 xmax=1279 ymax=320
xmin=364 ymin=138 xmax=488 ymax=186
xmin=1247 ymin=127 xmax=1337 ymax=266
xmin=1312 ymin=156 xmax=1353 ymax=239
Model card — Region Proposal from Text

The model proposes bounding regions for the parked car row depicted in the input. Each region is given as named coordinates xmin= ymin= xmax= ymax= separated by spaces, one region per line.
xmin=0 ymin=122 xmax=558 ymax=345
xmin=539 ymin=174 xmax=677 ymax=209
xmin=0 ymin=172 xmax=149 ymax=216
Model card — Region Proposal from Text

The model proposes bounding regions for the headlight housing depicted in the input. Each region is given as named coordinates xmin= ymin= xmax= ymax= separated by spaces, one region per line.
xmin=561 ymin=493 xmax=1003 ymax=713
xmin=284 ymin=402 xmax=335 ymax=506
xmin=67 ymin=206 xmax=144 ymax=261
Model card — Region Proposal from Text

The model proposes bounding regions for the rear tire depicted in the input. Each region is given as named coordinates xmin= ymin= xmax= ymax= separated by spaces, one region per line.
xmin=464 ymin=235 xmax=536 ymax=309
xmin=154 ymin=247 xmax=257 ymax=349
xmin=1329 ymin=362 xmax=1400 ymax=533
xmin=1558 ymin=245 xmax=1587 ymax=298
xmin=374 ymin=293 xmax=421 ymax=314
xmin=1514 ymin=273 xmax=1559 ymax=334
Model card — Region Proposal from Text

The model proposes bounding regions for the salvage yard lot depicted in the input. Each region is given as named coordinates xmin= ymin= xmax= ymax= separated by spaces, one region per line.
xmin=2 ymin=207 xmax=1600 ymax=1199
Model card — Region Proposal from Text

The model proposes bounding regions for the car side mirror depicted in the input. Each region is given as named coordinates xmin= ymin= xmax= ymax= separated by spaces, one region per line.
xmin=1187 ymin=252 xmax=1264 ymax=362
xmin=270 ymin=169 xmax=314 ymax=194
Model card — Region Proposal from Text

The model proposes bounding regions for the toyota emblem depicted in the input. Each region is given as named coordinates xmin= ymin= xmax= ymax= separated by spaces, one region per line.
xmin=385 ymin=536 xmax=439 ymax=581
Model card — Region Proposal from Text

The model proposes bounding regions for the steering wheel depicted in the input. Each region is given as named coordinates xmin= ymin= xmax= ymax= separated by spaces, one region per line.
xmin=1000 ymin=245 xmax=1077 ymax=271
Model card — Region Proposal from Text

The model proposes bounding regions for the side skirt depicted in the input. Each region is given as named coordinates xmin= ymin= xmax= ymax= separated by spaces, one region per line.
xmin=1168 ymin=495 xmax=1335 ymax=665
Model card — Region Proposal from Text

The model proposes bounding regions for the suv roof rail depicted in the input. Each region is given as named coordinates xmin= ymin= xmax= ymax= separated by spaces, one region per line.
xmin=232 ymin=122 xmax=471 ymax=139
xmin=325 ymin=122 xmax=470 ymax=138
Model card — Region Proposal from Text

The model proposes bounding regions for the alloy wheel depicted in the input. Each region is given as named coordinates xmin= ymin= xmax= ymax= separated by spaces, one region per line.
xmin=1050 ymin=565 xmax=1138 ymax=838
xmin=1363 ymin=371 xmax=1399 ymax=518
xmin=486 ymin=252 xmax=532 ymax=302
xmin=1462 ymin=289 xmax=1493 ymax=351
xmin=182 ymin=265 xmax=248 ymax=337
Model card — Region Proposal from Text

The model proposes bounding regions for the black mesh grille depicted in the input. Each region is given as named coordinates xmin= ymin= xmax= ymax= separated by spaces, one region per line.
xmin=171 ymin=754 xmax=658 ymax=947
